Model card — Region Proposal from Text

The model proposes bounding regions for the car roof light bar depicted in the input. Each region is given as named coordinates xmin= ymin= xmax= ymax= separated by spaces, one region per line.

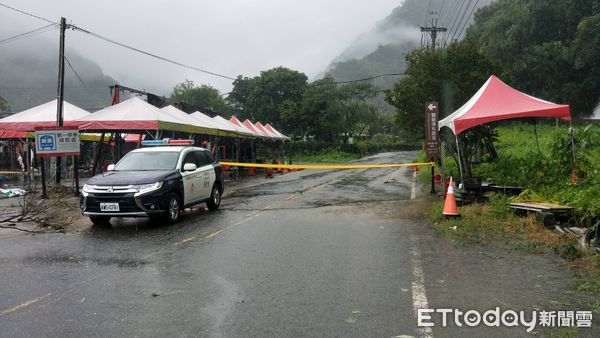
xmin=141 ymin=139 xmax=195 ymax=146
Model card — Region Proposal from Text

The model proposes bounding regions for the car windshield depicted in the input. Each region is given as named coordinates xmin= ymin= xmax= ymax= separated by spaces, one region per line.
xmin=113 ymin=151 xmax=179 ymax=171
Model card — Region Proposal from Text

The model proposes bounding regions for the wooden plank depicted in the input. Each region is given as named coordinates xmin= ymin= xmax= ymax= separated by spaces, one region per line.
xmin=509 ymin=202 xmax=574 ymax=212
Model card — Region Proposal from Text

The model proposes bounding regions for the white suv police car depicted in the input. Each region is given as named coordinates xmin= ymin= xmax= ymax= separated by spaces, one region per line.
xmin=80 ymin=139 xmax=223 ymax=226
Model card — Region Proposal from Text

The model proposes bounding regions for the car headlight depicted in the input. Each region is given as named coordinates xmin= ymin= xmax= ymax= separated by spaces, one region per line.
xmin=82 ymin=184 xmax=92 ymax=193
xmin=134 ymin=181 xmax=163 ymax=195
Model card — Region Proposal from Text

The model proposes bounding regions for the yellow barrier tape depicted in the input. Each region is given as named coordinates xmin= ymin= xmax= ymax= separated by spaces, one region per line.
xmin=219 ymin=161 xmax=434 ymax=170
xmin=0 ymin=171 xmax=24 ymax=175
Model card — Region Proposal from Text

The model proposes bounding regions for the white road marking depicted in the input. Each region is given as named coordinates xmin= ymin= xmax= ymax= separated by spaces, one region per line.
xmin=410 ymin=241 xmax=433 ymax=338
xmin=411 ymin=170 xmax=417 ymax=200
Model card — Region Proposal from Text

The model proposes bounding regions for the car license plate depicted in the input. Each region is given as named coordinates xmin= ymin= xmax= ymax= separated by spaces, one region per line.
xmin=100 ymin=203 xmax=119 ymax=212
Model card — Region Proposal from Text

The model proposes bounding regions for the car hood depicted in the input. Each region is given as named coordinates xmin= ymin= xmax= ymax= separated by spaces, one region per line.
xmin=87 ymin=170 xmax=176 ymax=186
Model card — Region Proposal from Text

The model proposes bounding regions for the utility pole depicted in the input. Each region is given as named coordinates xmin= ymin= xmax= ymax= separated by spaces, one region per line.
xmin=420 ymin=12 xmax=447 ymax=51
xmin=55 ymin=17 xmax=67 ymax=184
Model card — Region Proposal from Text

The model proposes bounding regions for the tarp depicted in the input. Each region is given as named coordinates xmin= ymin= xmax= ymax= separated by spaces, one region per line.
xmin=212 ymin=115 xmax=253 ymax=137
xmin=0 ymin=99 xmax=90 ymax=131
xmin=265 ymin=123 xmax=290 ymax=141
xmin=76 ymin=97 xmax=214 ymax=134
xmin=190 ymin=111 xmax=221 ymax=130
xmin=438 ymin=75 xmax=571 ymax=135
xmin=242 ymin=119 xmax=269 ymax=138
xmin=161 ymin=105 xmax=220 ymax=136
xmin=123 ymin=133 xmax=146 ymax=143
xmin=254 ymin=121 xmax=281 ymax=139
xmin=229 ymin=116 xmax=257 ymax=136
xmin=0 ymin=130 xmax=28 ymax=139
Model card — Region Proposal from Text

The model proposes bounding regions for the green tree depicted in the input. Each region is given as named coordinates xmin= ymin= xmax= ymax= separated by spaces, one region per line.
xmin=294 ymin=76 xmax=343 ymax=140
xmin=228 ymin=67 xmax=308 ymax=133
xmin=169 ymin=80 xmax=230 ymax=114
xmin=385 ymin=39 xmax=501 ymax=138
xmin=337 ymin=81 xmax=379 ymax=137
xmin=467 ymin=0 xmax=600 ymax=115
xmin=0 ymin=96 xmax=9 ymax=113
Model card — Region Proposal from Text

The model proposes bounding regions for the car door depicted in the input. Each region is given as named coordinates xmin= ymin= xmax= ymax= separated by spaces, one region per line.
xmin=195 ymin=150 xmax=216 ymax=200
xmin=180 ymin=151 xmax=203 ymax=205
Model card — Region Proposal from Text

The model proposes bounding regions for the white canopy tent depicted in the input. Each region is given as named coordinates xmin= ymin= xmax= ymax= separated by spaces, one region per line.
xmin=0 ymin=99 xmax=90 ymax=131
xmin=212 ymin=115 xmax=253 ymax=137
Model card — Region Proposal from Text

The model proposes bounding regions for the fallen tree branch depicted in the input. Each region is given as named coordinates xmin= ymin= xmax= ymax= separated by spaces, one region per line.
xmin=0 ymin=224 xmax=41 ymax=233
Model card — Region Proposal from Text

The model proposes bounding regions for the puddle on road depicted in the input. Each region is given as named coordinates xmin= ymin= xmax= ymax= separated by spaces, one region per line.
xmin=17 ymin=253 xmax=148 ymax=268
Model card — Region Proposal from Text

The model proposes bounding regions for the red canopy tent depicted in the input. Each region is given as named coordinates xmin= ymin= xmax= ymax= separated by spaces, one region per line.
xmin=438 ymin=75 xmax=571 ymax=135
xmin=438 ymin=75 xmax=572 ymax=182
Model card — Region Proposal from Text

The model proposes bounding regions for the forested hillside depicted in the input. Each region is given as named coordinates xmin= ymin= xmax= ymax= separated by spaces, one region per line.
xmin=0 ymin=40 xmax=115 ymax=116
xmin=467 ymin=0 xmax=600 ymax=116
xmin=325 ymin=0 xmax=491 ymax=88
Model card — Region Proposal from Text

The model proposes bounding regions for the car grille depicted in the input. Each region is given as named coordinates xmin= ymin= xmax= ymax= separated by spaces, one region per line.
xmin=85 ymin=193 xmax=141 ymax=213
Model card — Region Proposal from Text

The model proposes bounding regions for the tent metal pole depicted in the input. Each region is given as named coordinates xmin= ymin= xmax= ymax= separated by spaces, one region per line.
xmin=455 ymin=133 xmax=464 ymax=186
xmin=569 ymin=121 xmax=576 ymax=167
xmin=91 ymin=132 xmax=105 ymax=176
xmin=236 ymin=137 xmax=240 ymax=180
xmin=533 ymin=118 xmax=541 ymax=157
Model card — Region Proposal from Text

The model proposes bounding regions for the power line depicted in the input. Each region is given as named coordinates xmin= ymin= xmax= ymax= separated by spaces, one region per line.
xmin=0 ymin=23 xmax=56 ymax=46
xmin=441 ymin=0 xmax=461 ymax=30
xmin=0 ymin=3 xmax=56 ymax=24
xmin=1 ymin=3 xmax=237 ymax=81
xmin=64 ymin=56 xmax=86 ymax=87
xmin=424 ymin=0 xmax=433 ymax=25
xmin=455 ymin=0 xmax=480 ymax=40
xmin=445 ymin=0 xmax=467 ymax=45
xmin=438 ymin=0 xmax=448 ymax=19
xmin=333 ymin=73 xmax=406 ymax=84
xmin=449 ymin=0 xmax=474 ymax=43
xmin=70 ymin=24 xmax=236 ymax=80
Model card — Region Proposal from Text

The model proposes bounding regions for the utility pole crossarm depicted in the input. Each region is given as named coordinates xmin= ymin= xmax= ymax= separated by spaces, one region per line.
xmin=420 ymin=12 xmax=447 ymax=51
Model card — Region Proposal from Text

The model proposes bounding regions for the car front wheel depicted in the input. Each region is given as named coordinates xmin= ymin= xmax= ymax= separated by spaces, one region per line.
xmin=206 ymin=184 xmax=221 ymax=210
xmin=163 ymin=193 xmax=182 ymax=223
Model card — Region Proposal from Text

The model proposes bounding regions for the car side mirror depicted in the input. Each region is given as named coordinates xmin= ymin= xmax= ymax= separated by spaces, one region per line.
xmin=183 ymin=163 xmax=197 ymax=171
xmin=106 ymin=164 xmax=115 ymax=171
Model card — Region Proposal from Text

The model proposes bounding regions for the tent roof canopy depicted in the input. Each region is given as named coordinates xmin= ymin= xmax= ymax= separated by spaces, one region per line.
xmin=264 ymin=123 xmax=290 ymax=140
xmin=0 ymin=99 xmax=90 ymax=131
xmin=229 ymin=116 xmax=257 ymax=136
xmin=160 ymin=105 xmax=221 ymax=136
xmin=76 ymin=97 xmax=213 ymax=134
xmin=438 ymin=75 xmax=571 ymax=135
xmin=212 ymin=115 xmax=253 ymax=137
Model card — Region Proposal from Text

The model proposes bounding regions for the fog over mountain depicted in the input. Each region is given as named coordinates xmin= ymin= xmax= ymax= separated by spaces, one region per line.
xmin=0 ymin=40 xmax=115 ymax=114
xmin=324 ymin=0 xmax=492 ymax=88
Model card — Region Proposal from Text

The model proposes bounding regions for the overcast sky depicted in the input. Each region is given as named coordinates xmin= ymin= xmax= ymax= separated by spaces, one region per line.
xmin=0 ymin=0 xmax=402 ymax=95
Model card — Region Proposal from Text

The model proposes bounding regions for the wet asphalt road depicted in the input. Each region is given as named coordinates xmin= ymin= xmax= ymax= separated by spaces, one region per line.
xmin=0 ymin=151 xmax=596 ymax=337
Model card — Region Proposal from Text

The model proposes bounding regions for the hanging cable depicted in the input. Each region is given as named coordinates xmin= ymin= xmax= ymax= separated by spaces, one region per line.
xmin=455 ymin=0 xmax=480 ymax=40
xmin=0 ymin=3 xmax=56 ymax=24
xmin=69 ymin=24 xmax=235 ymax=80
xmin=64 ymin=56 xmax=86 ymax=87
xmin=0 ymin=3 xmax=236 ymax=81
xmin=0 ymin=23 xmax=56 ymax=46
xmin=438 ymin=0 xmax=448 ymax=20
xmin=449 ymin=0 xmax=474 ymax=43
xmin=424 ymin=0 xmax=433 ymax=25
xmin=444 ymin=0 xmax=467 ymax=45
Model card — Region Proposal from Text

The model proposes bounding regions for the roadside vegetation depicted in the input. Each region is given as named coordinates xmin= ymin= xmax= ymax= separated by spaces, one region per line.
xmin=422 ymin=123 xmax=600 ymax=303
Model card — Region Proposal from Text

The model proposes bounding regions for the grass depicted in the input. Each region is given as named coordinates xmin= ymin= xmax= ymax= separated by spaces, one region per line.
xmin=424 ymin=122 xmax=600 ymax=299
xmin=292 ymin=150 xmax=361 ymax=164
xmin=428 ymin=195 xmax=580 ymax=254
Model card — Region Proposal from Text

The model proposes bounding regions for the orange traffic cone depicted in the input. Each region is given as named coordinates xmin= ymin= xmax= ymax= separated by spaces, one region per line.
xmin=265 ymin=168 xmax=273 ymax=179
xmin=442 ymin=177 xmax=460 ymax=218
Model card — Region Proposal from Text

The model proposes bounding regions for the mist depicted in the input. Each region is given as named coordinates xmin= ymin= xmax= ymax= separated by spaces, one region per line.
xmin=0 ymin=0 xmax=402 ymax=97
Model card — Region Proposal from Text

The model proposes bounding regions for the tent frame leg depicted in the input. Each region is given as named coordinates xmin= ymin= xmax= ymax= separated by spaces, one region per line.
xmin=455 ymin=134 xmax=464 ymax=186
